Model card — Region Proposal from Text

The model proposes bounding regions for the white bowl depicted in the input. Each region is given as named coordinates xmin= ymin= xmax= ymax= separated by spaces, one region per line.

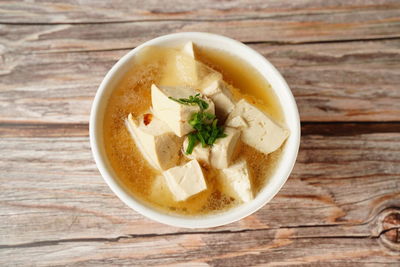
xmin=90 ymin=32 xmax=300 ymax=228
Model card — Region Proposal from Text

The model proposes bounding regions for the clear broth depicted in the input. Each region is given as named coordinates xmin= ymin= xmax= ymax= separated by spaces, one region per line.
xmin=103 ymin=45 xmax=285 ymax=215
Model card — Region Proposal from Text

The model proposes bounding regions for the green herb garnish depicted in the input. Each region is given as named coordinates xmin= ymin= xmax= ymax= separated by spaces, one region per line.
xmin=185 ymin=132 xmax=198 ymax=154
xmin=170 ymin=93 xmax=227 ymax=155
xmin=169 ymin=93 xmax=209 ymax=111
xmin=185 ymin=114 xmax=226 ymax=154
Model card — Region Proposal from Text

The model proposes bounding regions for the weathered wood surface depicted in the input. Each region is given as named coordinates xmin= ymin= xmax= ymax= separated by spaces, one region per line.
xmin=1 ymin=0 xmax=400 ymax=266
xmin=1 ymin=229 xmax=399 ymax=266
xmin=2 ymin=0 xmax=400 ymax=26
xmin=1 ymin=40 xmax=399 ymax=123
xmin=1 ymin=129 xmax=400 ymax=263
xmin=2 ymin=8 xmax=400 ymax=51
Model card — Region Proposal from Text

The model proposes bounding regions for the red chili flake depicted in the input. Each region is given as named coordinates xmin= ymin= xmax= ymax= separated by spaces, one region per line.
xmin=143 ymin=113 xmax=153 ymax=125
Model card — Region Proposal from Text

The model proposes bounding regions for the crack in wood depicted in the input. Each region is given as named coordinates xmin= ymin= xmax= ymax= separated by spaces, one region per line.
xmin=3 ymin=206 xmax=399 ymax=248
xmin=243 ymin=36 xmax=400 ymax=46
xmin=301 ymin=122 xmax=400 ymax=136
xmin=25 ymin=36 xmax=400 ymax=54
xmin=2 ymin=225 xmax=396 ymax=250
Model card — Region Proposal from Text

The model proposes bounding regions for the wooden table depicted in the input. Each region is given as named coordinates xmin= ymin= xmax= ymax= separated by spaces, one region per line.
xmin=1 ymin=1 xmax=400 ymax=266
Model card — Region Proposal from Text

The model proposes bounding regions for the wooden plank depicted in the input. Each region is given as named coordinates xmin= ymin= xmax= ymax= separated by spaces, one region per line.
xmin=301 ymin=122 xmax=400 ymax=136
xmin=2 ymin=8 xmax=400 ymax=55
xmin=0 ymin=123 xmax=88 ymax=137
xmin=1 ymin=0 xmax=399 ymax=24
xmin=1 ymin=132 xmax=399 ymax=245
xmin=0 ymin=229 xmax=399 ymax=266
xmin=1 ymin=40 xmax=399 ymax=123
xmin=262 ymin=40 xmax=400 ymax=122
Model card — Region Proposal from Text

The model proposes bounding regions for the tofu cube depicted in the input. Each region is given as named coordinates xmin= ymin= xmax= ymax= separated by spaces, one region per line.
xmin=226 ymin=99 xmax=289 ymax=154
xmin=163 ymin=160 xmax=207 ymax=201
xmin=126 ymin=113 xmax=182 ymax=171
xmin=210 ymin=127 xmax=241 ymax=169
xmin=160 ymin=44 xmax=198 ymax=87
xmin=200 ymin=76 xmax=235 ymax=119
xmin=151 ymin=84 xmax=215 ymax=137
xmin=221 ymin=159 xmax=253 ymax=203
xmin=182 ymin=41 xmax=195 ymax=58
xmin=226 ymin=115 xmax=248 ymax=128
xmin=182 ymin=136 xmax=210 ymax=165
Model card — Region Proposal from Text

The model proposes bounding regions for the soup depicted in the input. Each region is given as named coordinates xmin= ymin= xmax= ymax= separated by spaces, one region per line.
xmin=103 ymin=43 xmax=287 ymax=215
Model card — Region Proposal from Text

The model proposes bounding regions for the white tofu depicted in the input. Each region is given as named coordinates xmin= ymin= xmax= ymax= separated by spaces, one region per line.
xmin=126 ymin=113 xmax=182 ymax=170
xmin=210 ymin=127 xmax=241 ymax=169
xmin=226 ymin=115 xmax=248 ymax=128
xmin=182 ymin=136 xmax=210 ymax=164
xmin=151 ymin=84 xmax=215 ymax=137
xmin=226 ymin=99 xmax=289 ymax=154
xmin=176 ymin=43 xmax=198 ymax=86
xmin=160 ymin=44 xmax=198 ymax=87
xmin=182 ymin=41 xmax=195 ymax=58
xmin=221 ymin=159 xmax=253 ymax=203
xmin=200 ymin=76 xmax=235 ymax=119
xmin=163 ymin=160 xmax=207 ymax=201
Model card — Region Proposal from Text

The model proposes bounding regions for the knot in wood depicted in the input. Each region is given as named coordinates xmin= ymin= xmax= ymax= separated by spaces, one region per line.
xmin=382 ymin=213 xmax=400 ymax=244
xmin=379 ymin=209 xmax=400 ymax=252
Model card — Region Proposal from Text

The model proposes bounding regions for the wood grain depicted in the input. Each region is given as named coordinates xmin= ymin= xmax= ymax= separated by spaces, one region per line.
xmin=1 ymin=229 xmax=399 ymax=266
xmin=2 ymin=10 xmax=400 ymax=55
xmin=1 ymin=1 xmax=400 ymax=265
xmin=0 ymin=122 xmax=88 ymax=137
xmin=2 ymin=0 xmax=400 ymax=24
xmin=1 ymin=40 xmax=399 ymax=123
xmin=1 ymin=132 xmax=399 ymax=246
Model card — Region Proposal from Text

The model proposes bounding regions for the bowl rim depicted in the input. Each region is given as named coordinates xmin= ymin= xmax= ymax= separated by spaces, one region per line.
xmin=90 ymin=32 xmax=300 ymax=228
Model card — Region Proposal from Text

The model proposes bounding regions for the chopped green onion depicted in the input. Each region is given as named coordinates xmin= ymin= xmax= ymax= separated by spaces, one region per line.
xmin=169 ymin=94 xmax=209 ymax=111
xmin=185 ymin=133 xmax=198 ymax=155
xmin=170 ymin=93 xmax=227 ymax=155
xmin=196 ymin=132 xmax=207 ymax=147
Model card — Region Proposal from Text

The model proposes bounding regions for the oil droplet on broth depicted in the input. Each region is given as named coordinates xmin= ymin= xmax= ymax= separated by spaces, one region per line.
xmin=103 ymin=45 xmax=285 ymax=216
